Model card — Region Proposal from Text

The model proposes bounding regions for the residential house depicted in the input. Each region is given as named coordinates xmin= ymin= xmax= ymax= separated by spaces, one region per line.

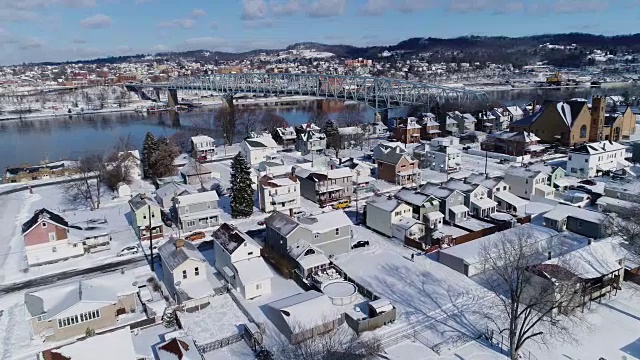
xmin=477 ymin=110 xmax=497 ymax=132
xmin=489 ymin=108 xmax=513 ymax=131
xmin=240 ymin=135 xmax=281 ymax=165
xmin=129 ymin=194 xmax=164 ymax=241
xmin=363 ymin=121 xmax=388 ymax=136
xmin=394 ymin=188 xmax=441 ymax=224
xmin=596 ymin=196 xmax=638 ymax=213
xmin=158 ymin=238 xmax=222 ymax=307
xmin=212 ymin=223 xmax=273 ymax=300
xmin=337 ymin=126 xmax=365 ymax=149
xmin=443 ymin=180 xmax=497 ymax=218
xmin=265 ymin=210 xmax=353 ymax=256
xmin=376 ymin=147 xmax=420 ymax=186
xmin=180 ymin=159 xmax=213 ymax=186
xmin=274 ymin=126 xmax=298 ymax=147
xmin=295 ymin=166 xmax=353 ymax=206
xmin=547 ymin=166 xmax=569 ymax=189
xmin=438 ymin=224 xmax=560 ymax=277
xmin=526 ymin=240 xmax=625 ymax=315
xmin=418 ymin=184 xmax=469 ymax=224
xmin=3 ymin=161 xmax=80 ymax=184
xmin=156 ymin=336 xmax=201 ymax=360
xmin=22 ymin=208 xmax=84 ymax=266
xmin=481 ymin=131 xmax=545 ymax=157
xmin=566 ymin=140 xmax=630 ymax=178
xmin=494 ymin=191 xmax=529 ymax=214
xmin=155 ymin=182 xmax=194 ymax=209
xmin=441 ymin=113 xmax=460 ymax=136
xmin=41 ymin=327 xmax=137 ymax=360
xmin=264 ymin=291 xmax=342 ymax=344
xmin=173 ymin=190 xmax=221 ymax=232
xmin=296 ymin=130 xmax=326 ymax=156
xmin=190 ymin=135 xmax=216 ymax=162
xmin=503 ymin=167 xmax=551 ymax=199
xmin=372 ymin=142 xmax=406 ymax=163
xmin=448 ymin=111 xmax=476 ymax=134
xmin=365 ymin=195 xmax=413 ymax=237
xmin=465 ymin=174 xmax=510 ymax=199
xmin=420 ymin=145 xmax=462 ymax=173
xmin=542 ymin=204 xmax=609 ymax=238
xmin=420 ymin=116 xmax=441 ymax=139
xmin=505 ymin=105 xmax=525 ymax=122
xmin=258 ymin=174 xmax=300 ymax=214
xmin=287 ymin=240 xmax=330 ymax=278
xmin=510 ymin=100 xmax=591 ymax=147
xmin=392 ymin=217 xmax=426 ymax=242
xmin=116 ymin=150 xmax=144 ymax=180
xmin=393 ymin=117 xmax=422 ymax=144
xmin=25 ymin=271 xmax=139 ymax=342
xmin=257 ymin=158 xmax=291 ymax=178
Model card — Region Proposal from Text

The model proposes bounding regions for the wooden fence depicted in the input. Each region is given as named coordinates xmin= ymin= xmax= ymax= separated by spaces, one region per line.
xmin=196 ymin=333 xmax=243 ymax=354
xmin=344 ymin=308 xmax=396 ymax=335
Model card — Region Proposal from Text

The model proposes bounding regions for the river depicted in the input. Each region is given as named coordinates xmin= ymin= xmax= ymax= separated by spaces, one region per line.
xmin=1 ymin=84 xmax=639 ymax=172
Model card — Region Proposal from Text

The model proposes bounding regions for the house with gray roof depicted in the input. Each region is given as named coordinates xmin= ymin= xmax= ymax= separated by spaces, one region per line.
xmin=394 ymin=188 xmax=441 ymax=223
xmin=542 ymin=204 xmax=610 ymax=238
xmin=443 ymin=180 xmax=497 ymax=219
xmin=295 ymin=166 xmax=353 ymax=206
xmin=376 ymin=147 xmax=420 ymax=185
xmin=503 ymin=166 xmax=552 ymax=199
xmin=155 ymin=182 xmax=195 ymax=209
xmin=265 ymin=210 xmax=353 ymax=257
xmin=240 ymin=134 xmax=281 ymax=165
xmin=128 ymin=194 xmax=164 ymax=241
xmin=296 ymin=129 xmax=326 ymax=156
xmin=158 ymin=239 xmax=222 ymax=307
xmin=180 ymin=159 xmax=213 ymax=186
xmin=419 ymin=184 xmax=468 ymax=224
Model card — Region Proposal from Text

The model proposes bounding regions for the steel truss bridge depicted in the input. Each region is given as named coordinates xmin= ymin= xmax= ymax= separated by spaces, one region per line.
xmin=137 ymin=73 xmax=489 ymax=110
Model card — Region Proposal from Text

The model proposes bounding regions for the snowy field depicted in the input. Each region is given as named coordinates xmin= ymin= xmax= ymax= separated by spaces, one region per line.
xmin=202 ymin=340 xmax=255 ymax=360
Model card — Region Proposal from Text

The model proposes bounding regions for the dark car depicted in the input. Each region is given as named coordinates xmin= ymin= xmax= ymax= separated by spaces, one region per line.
xmin=257 ymin=220 xmax=266 ymax=226
xmin=352 ymin=240 xmax=370 ymax=249
xmin=161 ymin=211 xmax=173 ymax=227
xmin=578 ymin=179 xmax=597 ymax=186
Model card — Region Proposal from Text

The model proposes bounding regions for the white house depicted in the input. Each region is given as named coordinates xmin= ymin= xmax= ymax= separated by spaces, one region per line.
xmin=190 ymin=135 xmax=216 ymax=162
xmin=366 ymin=194 xmax=413 ymax=237
xmin=240 ymin=135 xmax=281 ymax=165
xmin=421 ymin=145 xmax=462 ymax=173
xmin=158 ymin=238 xmax=222 ymax=307
xmin=116 ymin=150 xmax=144 ymax=180
xmin=258 ymin=174 xmax=300 ymax=214
xmin=212 ymin=223 xmax=273 ymax=300
xmin=391 ymin=217 xmax=426 ymax=241
xmin=173 ymin=190 xmax=221 ymax=232
xmin=566 ymin=140 xmax=630 ymax=178
xmin=503 ymin=167 xmax=550 ymax=199
xmin=275 ymin=126 xmax=297 ymax=146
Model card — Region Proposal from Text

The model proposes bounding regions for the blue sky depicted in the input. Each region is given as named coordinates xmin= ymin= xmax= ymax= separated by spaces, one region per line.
xmin=0 ymin=0 xmax=639 ymax=65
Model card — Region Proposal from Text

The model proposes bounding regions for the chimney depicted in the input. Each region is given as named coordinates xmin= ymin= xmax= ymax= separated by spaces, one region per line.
xmin=289 ymin=208 xmax=294 ymax=218
xmin=547 ymin=251 xmax=552 ymax=260
xmin=176 ymin=238 xmax=185 ymax=248
xmin=588 ymin=238 xmax=593 ymax=245
xmin=531 ymin=100 xmax=537 ymax=114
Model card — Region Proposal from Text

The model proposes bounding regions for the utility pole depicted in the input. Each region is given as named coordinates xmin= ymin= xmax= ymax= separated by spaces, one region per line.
xmin=484 ymin=150 xmax=488 ymax=178
xmin=355 ymin=170 xmax=360 ymax=224
xmin=148 ymin=204 xmax=154 ymax=271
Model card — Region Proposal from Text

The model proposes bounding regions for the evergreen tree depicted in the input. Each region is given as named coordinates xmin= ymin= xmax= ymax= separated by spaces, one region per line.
xmin=230 ymin=152 xmax=254 ymax=218
xmin=142 ymin=132 xmax=158 ymax=179
xmin=322 ymin=119 xmax=342 ymax=157
xmin=162 ymin=309 xmax=176 ymax=328
xmin=85 ymin=327 xmax=96 ymax=337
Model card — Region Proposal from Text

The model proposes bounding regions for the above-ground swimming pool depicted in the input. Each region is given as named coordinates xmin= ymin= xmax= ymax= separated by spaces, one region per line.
xmin=322 ymin=280 xmax=358 ymax=306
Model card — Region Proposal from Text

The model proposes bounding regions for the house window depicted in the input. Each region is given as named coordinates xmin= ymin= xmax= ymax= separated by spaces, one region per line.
xmin=36 ymin=314 xmax=46 ymax=322
xmin=42 ymin=222 xmax=47 ymax=228
xmin=584 ymin=159 xmax=588 ymax=163
xmin=52 ymin=246 xmax=57 ymax=252
xmin=394 ymin=211 xmax=401 ymax=216
xmin=335 ymin=228 xmax=340 ymax=236
xmin=577 ymin=220 xmax=583 ymax=228
xmin=256 ymin=283 xmax=262 ymax=290
xmin=314 ymin=233 xmax=319 ymax=239
xmin=73 ymin=243 xmax=78 ymax=248
xmin=580 ymin=125 xmax=587 ymax=138
xmin=247 ymin=251 xmax=254 ymax=256
xmin=182 ymin=270 xmax=187 ymax=279
xmin=194 ymin=267 xmax=199 ymax=276
xmin=48 ymin=233 xmax=56 ymax=242
xmin=143 ymin=214 xmax=146 ymax=219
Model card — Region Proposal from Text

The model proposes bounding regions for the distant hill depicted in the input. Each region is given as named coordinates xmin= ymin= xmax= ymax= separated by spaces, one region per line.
xmin=27 ymin=33 xmax=640 ymax=68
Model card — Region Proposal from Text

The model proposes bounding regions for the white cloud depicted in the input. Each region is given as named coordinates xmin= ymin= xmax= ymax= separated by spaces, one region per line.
xmin=18 ymin=37 xmax=44 ymax=50
xmin=549 ymin=0 xmax=608 ymax=13
xmin=307 ymin=0 xmax=345 ymax=17
xmin=80 ymin=13 xmax=112 ymax=29
xmin=241 ymin=0 xmax=268 ymax=20
xmin=158 ymin=18 xmax=196 ymax=29
xmin=271 ymin=0 xmax=301 ymax=16
xmin=191 ymin=8 xmax=206 ymax=17
xmin=152 ymin=44 xmax=169 ymax=52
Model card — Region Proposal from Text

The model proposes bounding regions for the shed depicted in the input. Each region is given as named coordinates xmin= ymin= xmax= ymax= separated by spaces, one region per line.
xmin=117 ymin=182 xmax=131 ymax=198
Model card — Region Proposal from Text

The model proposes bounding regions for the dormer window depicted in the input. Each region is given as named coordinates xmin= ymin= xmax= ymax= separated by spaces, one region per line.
xmin=42 ymin=222 xmax=47 ymax=228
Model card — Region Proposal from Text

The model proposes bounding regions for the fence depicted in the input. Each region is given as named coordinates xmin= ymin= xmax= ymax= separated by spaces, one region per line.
xmin=625 ymin=269 xmax=640 ymax=285
xmin=466 ymin=148 xmax=531 ymax=163
xmin=196 ymin=333 xmax=243 ymax=354
xmin=331 ymin=263 xmax=380 ymax=301
xmin=344 ymin=308 xmax=397 ymax=335
xmin=227 ymin=289 xmax=267 ymax=333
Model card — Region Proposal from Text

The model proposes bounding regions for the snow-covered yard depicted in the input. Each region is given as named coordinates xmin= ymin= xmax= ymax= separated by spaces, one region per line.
xmin=202 ymin=340 xmax=255 ymax=360
xmin=178 ymin=294 xmax=249 ymax=344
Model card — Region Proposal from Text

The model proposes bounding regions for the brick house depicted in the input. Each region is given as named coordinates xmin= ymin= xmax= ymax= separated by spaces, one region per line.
xmin=377 ymin=147 xmax=419 ymax=185
xmin=393 ymin=117 xmax=422 ymax=144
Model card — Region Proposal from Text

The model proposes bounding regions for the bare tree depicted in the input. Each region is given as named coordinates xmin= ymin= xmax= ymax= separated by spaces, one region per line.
xmin=273 ymin=323 xmax=381 ymax=360
xmin=477 ymin=226 xmax=589 ymax=360
xmin=237 ymin=107 xmax=261 ymax=135
xmin=337 ymin=104 xmax=365 ymax=127
xmin=96 ymin=87 xmax=109 ymax=109
xmin=260 ymin=110 xmax=288 ymax=133
xmin=308 ymin=106 xmax=329 ymax=127
xmin=103 ymin=136 xmax=136 ymax=191
xmin=61 ymin=154 xmax=106 ymax=210
xmin=604 ymin=205 xmax=640 ymax=256
xmin=116 ymin=89 xmax=132 ymax=108
xmin=215 ymin=106 xmax=237 ymax=146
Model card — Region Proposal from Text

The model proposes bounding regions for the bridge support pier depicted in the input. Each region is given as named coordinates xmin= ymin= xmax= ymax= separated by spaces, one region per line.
xmin=167 ymin=89 xmax=178 ymax=108
xmin=374 ymin=109 xmax=389 ymax=126
xmin=154 ymin=89 xmax=161 ymax=102
xmin=222 ymin=93 xmax=234 ymax=109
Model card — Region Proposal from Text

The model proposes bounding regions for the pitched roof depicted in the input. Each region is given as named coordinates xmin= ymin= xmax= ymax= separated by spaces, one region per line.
xmin=212 ymin=223 xmax=259 ymax=255
xmin=377 ymin=146 xmax=413 ymax=165
xmin=22 ymin=208 xmax=68 ymax=234
xmin=157 ymin=337 xmax=200 ymax=360
xmin=180 ymin=159 xmax=212 ymax=176
xmin=155 ymin=182 xmax=194 ymax=201
xmin=50 ymin=327 xmax=137 ymax=360
xmin=244 ymin=135 xmax=279 ymax=149
xmin=265 ymin=211 xmax=299 ymax=236
xmin=366 ymin=194 xmax=407 ymax=212
xmin=129 ymin=193 xmax=160 ymax=211
xmin=266 ymin=291 xmax=340 ymax=334
xmin=569 ymin=140 xmax=627 ymax=155
xmin=158 ymin=239 xmax=205 ymax=271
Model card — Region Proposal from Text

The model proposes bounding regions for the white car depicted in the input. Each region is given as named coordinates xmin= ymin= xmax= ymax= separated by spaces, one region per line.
xmin=117 ymin=245 xmax=140 ymax=257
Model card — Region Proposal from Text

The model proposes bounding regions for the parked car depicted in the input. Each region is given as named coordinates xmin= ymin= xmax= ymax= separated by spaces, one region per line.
xmin=578 ymin=179 xmax=597 ymax=186
xmin=352 ymin=240 xmax=370 ymax=249
xmin=293 ymin=209 xmax=307 ymax=218
xmin=161 ymin=211 xmax=173 ymax=227
xmin=333 ymin=200 xmax=351 ymax=210
xmin=257 ymin=220 xmax=266 ymax=226
xmin=117 ymin=245 xmax=140 ymax=257
xmin=185 ymin=231 xmax=206 ymax=242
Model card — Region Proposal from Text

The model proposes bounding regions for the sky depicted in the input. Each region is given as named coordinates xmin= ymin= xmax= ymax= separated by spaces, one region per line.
xmin=0 ymin=0 xmax=639 ymax=65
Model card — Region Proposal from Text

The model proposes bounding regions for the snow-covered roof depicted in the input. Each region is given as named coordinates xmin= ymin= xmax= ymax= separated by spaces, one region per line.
xmin=505 ymin=166 xmax=546 ymax=179
xmin=25 ymin=271 xmax=138 ymax=319
xmin=338 ymin=126 xmax=364 ymax=135
xmin=596 ymin=196 xmax=638 ymax=210
xmin=180 ymin=159 xmax=213 ymax=176
xmin=543 ymin=240 xmax=625 ymax=280
xmin=174 ymin=190 xmax=219 ymax=207
xmin=570 ymin=140 xmax=627 ymax=155
xmin=440 ymin=224 xmax=559 ymax=265
xmin=367 ymin=195 xmax=407 ymax=212
xmin=328 ymin=167 xmax=353 ymax=179
xmin=392 ymin=217 xmax=423 ymax=231
xmin=394 ymin=188 xmax=437 ymax=207
xmin=233 ymin=257 xmax=274 ymax=285
xmin=298 ymin=210 xmax=352 ymax=233
xmin=244 ymin=135 xmax=279 ymax=149
xmin=494 ymin=191 xmax=529 ymax=207
xmin=266 ymin=291 xmax=341 ymax=335
xmin=52 ymin=327 xmax=137 ymax=360
xmin=212 ymin=223 xmax=260 ymax=255
xmin=265 ymin=211 xmax=299 ymax=236
xmin=543 ymin=204 xmax=608 ymax=224
xmin=158 ymin=239 xmax=206 ymax=272
xmin=506 ymin=105 xmax=524 ymax=116
xmin=419 ymin=184 xmax=459 ymax=199
xmin=449 ymin=205 xmax=469 ymax=214
xmin=473 ymin=197 xmax=498 ymax=209
xmin=156 ymin=336 xmax=200 ymax=360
